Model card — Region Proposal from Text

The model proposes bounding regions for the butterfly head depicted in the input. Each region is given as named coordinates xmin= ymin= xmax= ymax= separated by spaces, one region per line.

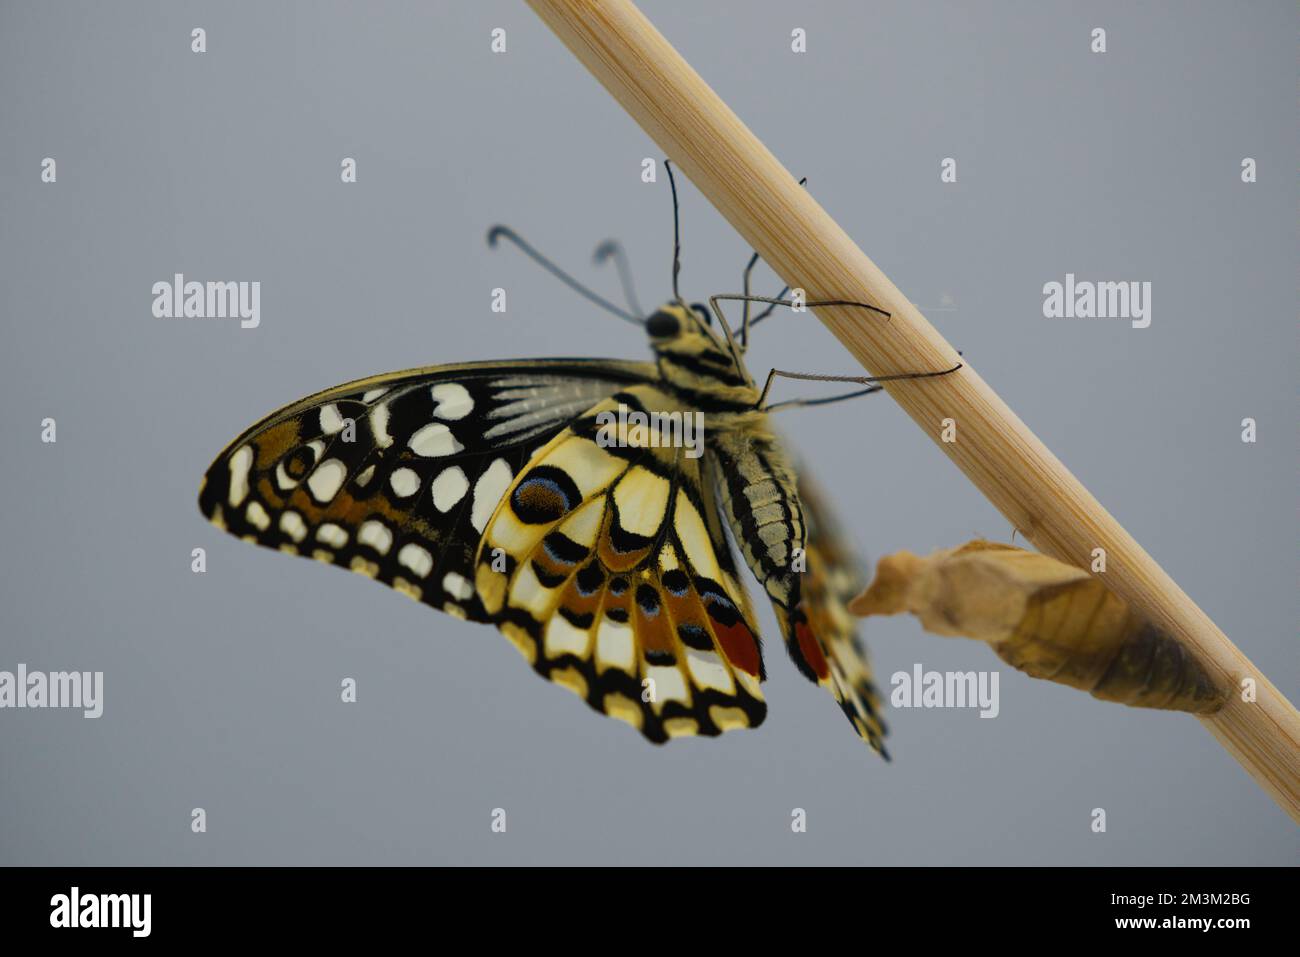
xmin=645 ymin=301 xmax=711 ymax=340
xmin=644 ymin=300 xmax=730 ymax=355
xmin=645 ymin=300 xmax=754 ymax=392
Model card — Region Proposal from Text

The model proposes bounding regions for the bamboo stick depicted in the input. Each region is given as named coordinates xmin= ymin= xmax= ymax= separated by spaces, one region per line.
xmin=524 ymin=0 xmax=1300 ymax=823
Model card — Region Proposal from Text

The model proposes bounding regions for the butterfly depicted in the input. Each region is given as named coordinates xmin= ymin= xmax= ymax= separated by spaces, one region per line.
xmin=198 ymin=164 xmax=956 ymax=754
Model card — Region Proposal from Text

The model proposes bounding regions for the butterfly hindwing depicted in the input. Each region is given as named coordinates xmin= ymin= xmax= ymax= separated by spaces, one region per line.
xmin=704 ymin=418 xmax=889 ymax=756
xmin=782 ymin=471 xmax=889 ymax=756
xmin=474 ymin=385 xmax=767 ymax=742
xmin=198 ymin=359 xmax=657 ymax=622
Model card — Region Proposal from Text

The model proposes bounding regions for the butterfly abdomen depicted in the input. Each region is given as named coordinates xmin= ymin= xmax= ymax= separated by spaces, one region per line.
xmin=708 ymin=422 xmax=806 ymax=612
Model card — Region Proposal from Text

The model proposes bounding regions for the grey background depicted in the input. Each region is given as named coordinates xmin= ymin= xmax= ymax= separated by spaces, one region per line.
xmin=1 ymin=1 xmax=1295 ymax=865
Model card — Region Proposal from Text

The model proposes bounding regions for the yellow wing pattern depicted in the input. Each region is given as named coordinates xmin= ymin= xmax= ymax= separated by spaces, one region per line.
xmin=475 ymin=385 xmax=767 ymax=742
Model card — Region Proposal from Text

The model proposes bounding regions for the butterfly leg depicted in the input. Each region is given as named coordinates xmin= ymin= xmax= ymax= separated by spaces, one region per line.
xmin=739 ymin=176 xmax=807 ymax=350
xmin=764 ymin=383 xmax=884 ymax=412
xmin=708 ymin=294 xmax=896 ymax=378
xmin=755 ymin=363 xmax=963 ymax=412
xmin=714 ymin=292 xmax=894 ymax=352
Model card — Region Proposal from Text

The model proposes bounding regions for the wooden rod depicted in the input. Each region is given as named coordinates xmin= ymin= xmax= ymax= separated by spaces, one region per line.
xmin=525 ymin=0 xmax=1300 ymax=822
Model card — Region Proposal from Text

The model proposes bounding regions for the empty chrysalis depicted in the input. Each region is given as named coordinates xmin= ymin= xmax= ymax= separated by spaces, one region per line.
xmin=847 ymin=540 xmax=1226 ymax=714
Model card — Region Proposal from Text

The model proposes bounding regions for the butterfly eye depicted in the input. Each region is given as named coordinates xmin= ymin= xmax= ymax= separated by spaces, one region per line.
xmin=646 ymin=310 xmax=680 ymax=338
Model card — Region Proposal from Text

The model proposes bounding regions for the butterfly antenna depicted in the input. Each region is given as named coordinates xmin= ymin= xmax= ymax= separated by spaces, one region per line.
xmin=592 ymin=239 xmax=645 ymax=319
xmin=487 ymin=225 xmax=642 ymax=325
xmin=664 ymin=159 xmax=685 ymax=305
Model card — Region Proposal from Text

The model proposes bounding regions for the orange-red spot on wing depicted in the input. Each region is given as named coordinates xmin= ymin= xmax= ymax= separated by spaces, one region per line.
xmin=714 ymin=619 xmax=761 ymax=677
xmin=795 ymin=614 xmax=831 ymax=681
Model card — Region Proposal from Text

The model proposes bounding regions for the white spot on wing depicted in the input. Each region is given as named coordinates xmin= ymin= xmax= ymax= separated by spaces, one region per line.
xmin=431 ymin=383 xmax=474 ymax=420
xmin=316 ymin=523 xmax=348 ymax=549
xmin=398 ymin=543 xmax=433 ymax=578
xmin=471 ymin=459 xmax=512 ymax=532
xmin=409 ymin=422 xmax=463 ymax=457
xmin=389 ymin=467 xmax=420 ymax=498
xmin=319 ymin=404 xmax=345 ymax=435
xmin=275 ymin=462 xmax=296 ymax=491
xmin=307 ymin=459 xmax=347 ymax=503
xmin=227 ymin=446 xmax=253 ymax=507
xmin=430 ymin=466 xmax=469 ymax=512
xmin=371 ymin=403 xmax=393 ymax=448
xmin=442 ymin=572 xmax=474 ymax=601
xmin=358 ymin=520 xmax=393 ymax=555
xmin=279 ymin=510 xmax=308 ymax=543
xmin=245 ymin=500 xmax=270 ymax=531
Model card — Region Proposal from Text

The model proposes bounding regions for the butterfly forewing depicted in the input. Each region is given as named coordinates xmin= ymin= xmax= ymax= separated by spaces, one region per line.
xmin=199 ymin=359 xmax=656 ymax=622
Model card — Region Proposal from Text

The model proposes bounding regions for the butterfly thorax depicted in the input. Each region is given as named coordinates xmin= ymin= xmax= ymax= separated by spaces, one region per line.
xmin=642 ymin=303 xmax=806 ymax=614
